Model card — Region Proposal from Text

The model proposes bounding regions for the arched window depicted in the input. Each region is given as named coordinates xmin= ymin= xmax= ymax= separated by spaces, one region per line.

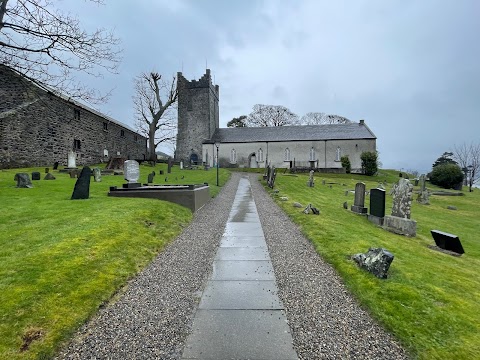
xmin=230 ymin=148 xmax=237 ymax=164
xmin=310 ymin=147 xmax=315 ymax=161
xmin=336 ymin=147 xmax=341 ymax=161
xmin=258 ymin=148 xmax=264 ymax=162
xmin=284 ymin=148 xmax=291 ymax=161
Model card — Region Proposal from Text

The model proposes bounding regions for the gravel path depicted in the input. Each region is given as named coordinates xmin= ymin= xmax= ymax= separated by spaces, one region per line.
xmin=57 ymin=172 xmax=409 ymax=359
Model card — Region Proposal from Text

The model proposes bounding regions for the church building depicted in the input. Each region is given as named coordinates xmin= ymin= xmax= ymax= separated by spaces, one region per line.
xmin=175 ymin=70 xmax=376 ymax=173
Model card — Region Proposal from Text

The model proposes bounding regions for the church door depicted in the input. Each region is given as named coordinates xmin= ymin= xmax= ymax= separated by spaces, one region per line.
xmin=190 ymin=153 xmax=198 ymax=165
xmin=249 ymin=154 xmax=257 ymax=168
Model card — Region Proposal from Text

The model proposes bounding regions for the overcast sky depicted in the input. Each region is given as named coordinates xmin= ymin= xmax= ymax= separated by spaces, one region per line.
xmin=59 ymin=0 xmax=479 ymax=174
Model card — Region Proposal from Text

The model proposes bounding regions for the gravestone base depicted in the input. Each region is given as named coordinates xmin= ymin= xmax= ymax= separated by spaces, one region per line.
xmin=122 ymin=182 xmax=141 ymax=189
xmin=383 ymin=215 xmax=417 ymax=237
xmin=367 ymin=214 xmax=384 ymax=226
xmin=351 ymin=205 xmax=368 ymax=214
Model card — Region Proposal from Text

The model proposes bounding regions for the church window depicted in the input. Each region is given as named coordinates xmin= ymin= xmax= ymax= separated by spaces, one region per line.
xmin=74 ymin=139 xmax=81 ymax=150
xmin=284 ymin=148 xmax=291 ymax=161
xmin=336 ymin=147 xmax=341 ymax=161
xmin=74 ymin=108 xmax=80 ymax=120
xmin=134 ymin=135 xmax=138 ymax=142
xmin=230 ymin=149 xmax=237 ymax=164
xmin=103 ymin=122 xmax=108 ymax=131
xmin=258 ymin=148 xmax=264 ymax=162
xmin=120 ymin=130 xmax=125 ymax=137
xmin=310 ymin=147 xmax=315 ymax=161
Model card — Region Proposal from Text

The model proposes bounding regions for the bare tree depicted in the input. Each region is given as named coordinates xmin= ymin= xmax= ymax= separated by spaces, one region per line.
xmin=246 ymin=104 xmax=299 ymax=127
xmin=133 ymin=71 xmax=178 ymax=162
xmin=300 ymin=112 xmax=352 ymax=125
xmin=453 ymin=142 xmax=480 ymax=192
xmin=0 ymin=0 xmax=121 ymax=103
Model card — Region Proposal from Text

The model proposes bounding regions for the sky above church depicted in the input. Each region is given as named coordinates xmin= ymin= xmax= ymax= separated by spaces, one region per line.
xmin=59 ymin=0 xmax=479 ymax=174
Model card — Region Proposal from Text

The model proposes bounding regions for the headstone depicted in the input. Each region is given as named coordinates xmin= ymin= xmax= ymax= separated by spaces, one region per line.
xmin=31 ymin=172 xmax=41 ymax=180
xmin=384 ymin=178 xmax=417 ymax=236
xmin=69 ymin=169 xmax=79 ymax=178
xmin=92 ymin=167 xmax=102 ymax=182
xmin=293 ymin=202 xmax=303 ymax=208
xmin=417 ymin=174 xmax=429 ymax=205
xmin=368 ymin=188 xmax=386 ymax=226
xmin=53 ymin=161 xmax=59 ymax=170
xmin=343 ymin=201 xmax=348 ymax=209
xmin=307 ymin=170 xmax=315 ymax=187
xmin=267 ymin=166 xmax=276 ymax=188
xmin=351 ymin=182 xmax=367 ymax=214
xmin=447 ymin=205 xmax=457 ymax=210
xmin=430 ymin=230 xmax=464 ymax=255
xmin=159 ymin=170 xmax=164 ymax=175
xmin=180 ymin=161 xmax=183 ymax=170
xmin=14 ymin=173 xmax=33 ymax=188
xmin=147 ymin=171 xmax=155 ymax=184
xmin=44 ymin=173 xmax=56 ymax=180
xmin=67 ymin=150 xmax=76 ymax=168
xmin=71 ymin=167 xmax=91 ymax=199
xmin=303 ymin=203 xmax=320 ymax=215
xmin=352 ymin=248 xmax=394 ymax=279
xmin=167 ymin=158 xmax=173 ymax=173
xmin=123 ymin=160 xmax=141 ymax=188
xmin=322 ymin=179 xmax=326 ymax=185
xmin=45 ymin=168 xmax=49 ymax=173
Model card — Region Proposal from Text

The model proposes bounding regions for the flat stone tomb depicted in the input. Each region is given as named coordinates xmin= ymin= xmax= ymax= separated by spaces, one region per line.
xmin=182 ymin=177 xmax=297 ymax=360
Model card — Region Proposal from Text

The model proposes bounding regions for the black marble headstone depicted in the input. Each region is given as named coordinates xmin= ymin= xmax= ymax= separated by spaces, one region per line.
xmin=431 ymin=230 xmax=464 ymax=254
xmin=53 ymin=161 xmax=59 ymax=170
xmin=71 ymin=166 xmax=92 ymax=200
xmin=31 ymin=172 xmax=41 ymax=180
xmin=370 ymin=188 xmax=386 ymax=218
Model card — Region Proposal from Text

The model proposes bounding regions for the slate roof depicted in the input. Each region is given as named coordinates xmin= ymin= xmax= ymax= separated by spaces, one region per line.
xmin=206 ymin=123 xmax=376 ymax=144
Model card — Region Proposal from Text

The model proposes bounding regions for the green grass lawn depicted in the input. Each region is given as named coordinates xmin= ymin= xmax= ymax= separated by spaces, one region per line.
xmin=265 ymin=170 xmax=480 ymax=360
xmin=0 ymin=162 xmax=229 ymax=359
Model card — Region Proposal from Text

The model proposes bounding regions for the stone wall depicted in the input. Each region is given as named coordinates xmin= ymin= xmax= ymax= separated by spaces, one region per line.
xmin=175 ymin=69 xmax=219 ymax=164
xmin=0 ymin=65 xmax=147 ymax=168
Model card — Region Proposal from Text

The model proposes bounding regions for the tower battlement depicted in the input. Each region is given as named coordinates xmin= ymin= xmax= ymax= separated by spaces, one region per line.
xmin=177 ymin=69 xmax=219 ymax=99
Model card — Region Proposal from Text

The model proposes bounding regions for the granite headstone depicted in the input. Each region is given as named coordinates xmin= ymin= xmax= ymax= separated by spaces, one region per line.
xmin=71 ymin=167 xmax=91 ymax=199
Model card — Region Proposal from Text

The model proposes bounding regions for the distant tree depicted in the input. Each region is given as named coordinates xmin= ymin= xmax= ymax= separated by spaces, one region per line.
xmin=227 ymin=115 xmax=247 ymax=127
xmin=0 ymin=0 xmax=121 ymax=103
xmin=430 ymin=163 xmax=464 ymax=189
xmin=133 ymin=71 xmax=178 ymax=162
xmin=453 ymin=142 xmax=480 ymax=192
xmin=360 ymin=151 xmax=378 ymax=176
xmin=246 ymin=104 xmax=299 ymax=127
xmin=432 ymin=152 xmax=457 ymax=168
xmin=300 ymin=112 xmax=352 ymax=125
xmin=341 ymin=155 xmax=351 ymax=174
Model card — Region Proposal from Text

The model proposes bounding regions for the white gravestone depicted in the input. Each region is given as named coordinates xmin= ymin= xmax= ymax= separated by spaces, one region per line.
xmin=124 ymin=160 xmax=140 ymax=183
xmin=67 ymin=150 xmax=76 ymax=168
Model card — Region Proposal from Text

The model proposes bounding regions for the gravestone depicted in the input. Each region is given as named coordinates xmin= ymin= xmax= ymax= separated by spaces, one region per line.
xmin=384 ymin=178 xmax=417 ymax=236
xmin=44 ymin=173 xmax=56 ymax=180
xmin=352 ymin=248 xmax=394 ymax=279
xmin=343 ymin=201 xmax=348 ymax=209
xmin=307 ymin=170 xmax=315 ymax=187
xmin=92 ymin=167 xmax=102 ymax=182
xmin=267 ymin=166 xmax=276 ymax=188
xmin=69 ymin=169 xmax=79 ymax=178
xmin=368 ymin=188 xmax=386 ymax=226
xmin=351 ymin=182 xmax=367 ymax=214
xmin=167 ymin=158 xmax=173 ymax=173
xmin=53 ymin=161 xmax=59 ymax=170
xmin=147 ymin=171 xmax=155 ymax=183
xmin=71 ymin=167 xmax=91 ymax=199
xmin=430 ymin=230 xmax=464 ymax=255
xmin=180 ymin=161 xmax=183 ymax=170
xmin=417 ymin=174 xmax=430 ymax=205
xmin=31 ymin=172 xmax=41 ymax=180
xmin=45 ymin=168 xmax=49 ymax=173
xmin=67 ymin=150 xmax=76 ymax=168
xmin=123 ymin=160 xmax=141 ymax=188
xmin=14 ymin=173 xmax=33 ymax=188
xmin=303 ymin=203 xmax=320 ymax=215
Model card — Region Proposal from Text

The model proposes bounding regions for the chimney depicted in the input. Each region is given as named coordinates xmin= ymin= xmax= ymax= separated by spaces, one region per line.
xmin=359 ymin=119 xmax=365 ymax=125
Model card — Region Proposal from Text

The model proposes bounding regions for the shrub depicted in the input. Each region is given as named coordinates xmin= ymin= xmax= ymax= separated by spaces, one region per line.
xmin=341 ymin=155 xmax=351 ymax=173
xmin=360 ymin=151 xmax=378 ymax=176
xmin=430 ymin=163 xmax=464 ymax=189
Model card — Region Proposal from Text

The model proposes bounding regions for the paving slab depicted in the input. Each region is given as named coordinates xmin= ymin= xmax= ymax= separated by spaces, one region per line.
xmin=214 ymin=247 xmax=269 ymax=261
xmin=199 ymin=280 xmax=283 ymax=310
xmin=223 ymin=222 xmax=264 ymax=237
xmin=219 ymin=236 xmax=266 ymax=248
xmin=181 ymin=310 xmax=297 ymax=360
xmin=211 ymin=260 xmax=275 ymax=281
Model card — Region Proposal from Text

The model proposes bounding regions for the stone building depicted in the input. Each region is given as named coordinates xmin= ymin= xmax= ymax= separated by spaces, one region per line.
xmin=0 ymin=65 xmax=147 ymax=168
xmin=175 ymin=69 xmax=219 ymax=164
xmin=175 ymin=69 xmax=377 ymax=172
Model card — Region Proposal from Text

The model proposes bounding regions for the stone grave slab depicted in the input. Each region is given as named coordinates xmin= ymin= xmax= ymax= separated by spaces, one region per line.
xmin=181 ymin=310 xmax=297 ymax=360
xmin=430 ymin=230 xmax=464 ymax=254
xmin=219 ymin=236 xmax=266 ymax=248
xmin=214 ymin=247 xmax=269 ymax=261
xmin=199 ymin=281 xmax=283 ymax=310
xmin=211 ymin=260 xmax=275 ymax=281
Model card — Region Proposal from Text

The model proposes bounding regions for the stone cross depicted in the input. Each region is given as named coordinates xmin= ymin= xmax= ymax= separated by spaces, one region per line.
xmin=124 ymin=160 xmax=140 ymax=183
xmin=307 ymin=170 xmax=314 ymax=187
xmin=67 ymin=150 xmax=76 ymax=168
xmin=391 ymin=178 xmax=413 ymax=219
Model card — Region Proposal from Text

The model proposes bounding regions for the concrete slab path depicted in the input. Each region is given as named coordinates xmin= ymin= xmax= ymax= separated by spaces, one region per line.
xmin=182 ymin=177 xmax=298 ymax=359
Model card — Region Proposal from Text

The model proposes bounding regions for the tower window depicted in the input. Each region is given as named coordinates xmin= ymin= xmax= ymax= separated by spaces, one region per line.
xmin=120 ymin=130 xmax=125 ymax=137
xmin=74 ymin=139 xmax=81 ymax=150
xmin=74 ymin=109 xmax=80 ymax=120
xmin=103 ymin=122 xmax=108 ymax=131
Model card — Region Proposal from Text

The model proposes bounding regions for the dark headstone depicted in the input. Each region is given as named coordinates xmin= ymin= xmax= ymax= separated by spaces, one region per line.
xmin=44 ymin=173 xmax=56 ymax=180
xmin=14 ymin=173 xmax=33 ymax=188
xmin=167 ymin=157 xmax=173 ymax=174
xmin=353 ymin=248 xmax=394 ymax=279
xmin=45 ymin=168 xmax=49 ymax=174
xmin=147 ymin=171 xmax=155 ymax=184
xmin=71 ymin=167 xmax=92 ymax=200
xmin=31 ymin=172 xmax=41 ymax=180
xmin=430 ymin=230 xmax=464 ymax=254
xmin=53 ymin=161 xmax=59 ymax=170
xmin=370 ymin=188 xmax=386 ymax=218
xmin=351 ymin=182 xmax=367 ymax=214
xmin=159 ymin=170 xmax=164 ymax=175
xmin=343 ymin=201 xmax=348 ymax=209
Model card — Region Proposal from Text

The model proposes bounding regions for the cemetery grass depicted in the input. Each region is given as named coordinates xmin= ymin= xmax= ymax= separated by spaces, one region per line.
xmin=0 ymin=163 xmax=230 ymax=359
xmin=267 ymin=170 xmax=479 ymax=360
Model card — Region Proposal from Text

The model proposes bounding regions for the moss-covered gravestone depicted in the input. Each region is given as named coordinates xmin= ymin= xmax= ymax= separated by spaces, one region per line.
xmin=14 ymin=173 xmax=33 ymax=188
